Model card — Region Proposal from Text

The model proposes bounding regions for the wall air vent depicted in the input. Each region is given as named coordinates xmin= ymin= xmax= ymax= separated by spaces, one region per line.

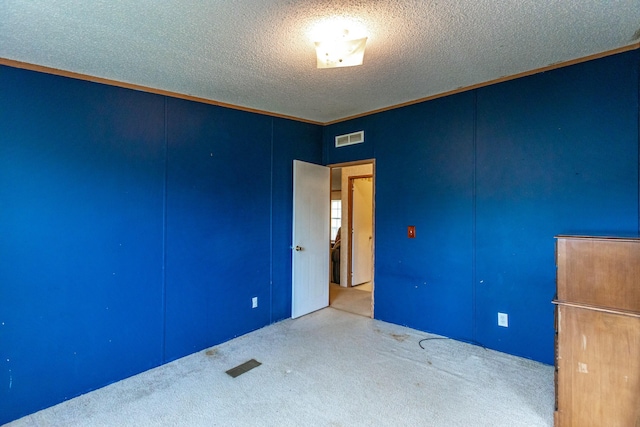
xmin=335 ymin=130 xmax=364 ymax=148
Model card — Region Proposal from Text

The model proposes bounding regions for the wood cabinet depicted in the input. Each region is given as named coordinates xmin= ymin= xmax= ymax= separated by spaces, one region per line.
xmin=554 ymin=236 xmax=640 ymax=427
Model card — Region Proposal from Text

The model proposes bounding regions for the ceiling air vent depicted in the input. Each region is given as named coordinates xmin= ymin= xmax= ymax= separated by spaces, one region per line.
xmin=335 ymin=131 xmax=364 ymax=148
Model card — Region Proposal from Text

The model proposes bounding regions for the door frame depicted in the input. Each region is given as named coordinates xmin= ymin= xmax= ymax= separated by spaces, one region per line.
xmin=328 ymin=159 xmax=376 ymax=315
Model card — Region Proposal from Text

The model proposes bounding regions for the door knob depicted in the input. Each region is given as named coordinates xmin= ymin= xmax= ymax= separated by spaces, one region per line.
xmin=294 ymin=245 xmax=303 ymax=251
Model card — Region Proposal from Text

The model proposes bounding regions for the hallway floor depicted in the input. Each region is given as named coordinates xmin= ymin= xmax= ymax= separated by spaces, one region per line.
xmin=329 ymin=282 xmax=372 ymax=317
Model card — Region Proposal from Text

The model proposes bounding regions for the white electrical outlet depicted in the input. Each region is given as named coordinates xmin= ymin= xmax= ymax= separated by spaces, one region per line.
xmin=252 ymin=297 xmax=258 ymax=309
xmin=498 ymin=312 xmax=509 ymax=327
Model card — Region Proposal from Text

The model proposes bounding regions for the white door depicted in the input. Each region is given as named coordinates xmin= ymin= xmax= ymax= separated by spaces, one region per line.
xmin=292 ymin=160 xmax=330 ymax=318
xmin=351 ymin=177 xmax=373 ymax=286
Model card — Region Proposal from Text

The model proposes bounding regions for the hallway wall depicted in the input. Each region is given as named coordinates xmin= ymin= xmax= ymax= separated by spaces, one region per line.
xmin=339 ymin=163 xmax=374 ymax=287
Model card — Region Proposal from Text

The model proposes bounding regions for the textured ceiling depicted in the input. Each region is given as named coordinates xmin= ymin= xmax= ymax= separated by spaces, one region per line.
xmin=1 ymin=1 xmax=639 ymax=124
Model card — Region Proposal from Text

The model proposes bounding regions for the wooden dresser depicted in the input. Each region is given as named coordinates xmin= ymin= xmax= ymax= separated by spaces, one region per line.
xmin=554 ymin=236 xmax=640 ymax=427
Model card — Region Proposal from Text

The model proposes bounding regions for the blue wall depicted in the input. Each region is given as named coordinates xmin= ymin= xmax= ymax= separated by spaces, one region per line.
xmin=474 ymin=52 xmax=639 ymax=360
xmin=1 ymin=48 xmax=639 ymax=424
xmin=0 ymin=65 xmax=321 ymax=424
xmin=324 ymin=50 xmax=640 ymax=364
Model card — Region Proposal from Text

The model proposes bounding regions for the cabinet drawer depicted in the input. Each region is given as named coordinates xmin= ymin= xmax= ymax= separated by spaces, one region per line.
xmin=555 ymin=305 xmax=640 ymax=426
xmin=556 ymin=237 xmax=640 ymax=313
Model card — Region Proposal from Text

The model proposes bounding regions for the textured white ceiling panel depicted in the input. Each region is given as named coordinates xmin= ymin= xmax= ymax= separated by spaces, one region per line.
xmin=1 ymin=1 xmax=639 ymax=123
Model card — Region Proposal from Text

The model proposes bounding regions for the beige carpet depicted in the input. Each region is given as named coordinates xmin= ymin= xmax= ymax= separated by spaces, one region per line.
xmin=6 ymin=308 xmax=554 ymax=427
xmin=329 ymin=282 xmax=372 ymax=317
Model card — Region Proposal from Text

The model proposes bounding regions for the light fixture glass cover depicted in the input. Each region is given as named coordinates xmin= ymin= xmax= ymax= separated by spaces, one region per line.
xmin=315 ymin=37 xmax=367 ymax=69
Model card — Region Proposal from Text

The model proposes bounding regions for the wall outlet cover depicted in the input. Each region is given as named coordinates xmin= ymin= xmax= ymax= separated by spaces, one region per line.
xmin=498 ymin=312 xmax=509 ymax=327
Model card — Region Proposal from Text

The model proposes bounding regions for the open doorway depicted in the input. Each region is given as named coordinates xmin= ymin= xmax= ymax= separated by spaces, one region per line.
xmin=328 ymin=161 xmax=375 ymax=318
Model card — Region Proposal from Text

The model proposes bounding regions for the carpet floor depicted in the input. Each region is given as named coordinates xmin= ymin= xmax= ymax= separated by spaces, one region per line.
xmin=6 ymin=308 xmax=554 ymax=427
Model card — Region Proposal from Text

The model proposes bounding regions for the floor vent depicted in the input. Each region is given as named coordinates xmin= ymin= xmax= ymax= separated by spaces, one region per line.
xmin=335 ymin=130 xmax=364 ymax=147
xmin=226 ymin=359 xmax=261 ymax=378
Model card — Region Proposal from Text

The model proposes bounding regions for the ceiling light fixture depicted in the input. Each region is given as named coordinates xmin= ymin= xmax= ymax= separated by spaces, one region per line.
xmin=315 ymin=29 xmax=367 ymax=69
